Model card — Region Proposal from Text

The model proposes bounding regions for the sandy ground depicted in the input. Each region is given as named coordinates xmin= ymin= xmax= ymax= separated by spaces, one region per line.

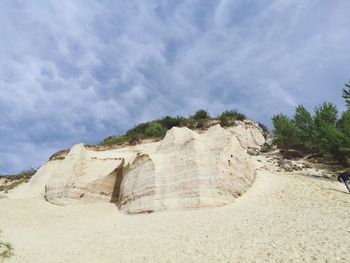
xmin=0 ymin=159 xmax=349 ymax=262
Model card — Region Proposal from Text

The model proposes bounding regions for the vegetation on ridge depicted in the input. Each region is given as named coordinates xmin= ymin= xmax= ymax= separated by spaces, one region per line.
xmin=0 ymin=168 xmax=37 ymax=193
xmin=100 ymin=109 xmax=248 ymax=146
xmin=272 ymin=81 xmax=350 ymax=166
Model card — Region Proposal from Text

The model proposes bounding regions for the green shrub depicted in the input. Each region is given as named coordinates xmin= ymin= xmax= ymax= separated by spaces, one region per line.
xmin=100 ymin=135 xmax=129 ymax=145
xmin=181 ymin=118 xmax=196 ymax=129
xmin=196 ymin=119 xmax=209 ymax=129
xmin=0 ymin=241 xmax=13 ymax=259
xmin=219 ymin=115 xmax=232 ymax=127
xmin=159 ymin=116 xmax=185 ymax=129
xmin=17 ymin=168 xmax=37 ymax=177
xmin=335 ymin=110 xmax=350 ymax=164
xmin=218 ymin=110 xmax=246 ymax=127
xmin=125 ymin=123 xmax=150 ymax=139
xmin=258 ymin=122 xmax=269 ymax=136
xmin=220 ymin=110 xmax=246 ymax=121
xmin=192 ymin=109 xmax=209 ymax=120
xmin=145 ymin=122 xmax=166 ymax=137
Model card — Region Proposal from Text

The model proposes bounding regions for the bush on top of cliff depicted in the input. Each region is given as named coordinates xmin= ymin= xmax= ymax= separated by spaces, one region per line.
xmin=0 ymin=167 xmax=37 ymax=179
xmin=100 ymin=109 xmax=252 ymax=146
xmin=100 ymin=135 xmax=131 ymax=146
xmin=191 ymin=109 xmax=210 ymax=120
xmin=220 ymin=110 xmax=246 ymax=121
xmin=219 ymin=110 xmax=246 ymax=127
xmin=145 ymin=122 xmax=166 ymax=137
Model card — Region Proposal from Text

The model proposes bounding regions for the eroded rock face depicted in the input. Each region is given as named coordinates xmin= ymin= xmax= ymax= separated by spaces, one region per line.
xmin=44 ymin=144 xmax=127 ymax=205
xmin=118 ymin=125 xmax=257 ymax=213
xmin=230 ymin=121 xmax=265 ymax=149
xmin=11 ymin=122 xmax=265 ymax=214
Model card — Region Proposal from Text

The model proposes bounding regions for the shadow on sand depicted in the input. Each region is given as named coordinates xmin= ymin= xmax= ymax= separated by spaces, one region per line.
xmin=329 ymin=188 xmax=349 ymax=195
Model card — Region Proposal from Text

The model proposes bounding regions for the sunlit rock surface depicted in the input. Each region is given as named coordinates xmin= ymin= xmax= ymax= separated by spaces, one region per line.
xmin=9 ymin=123 xmax=265 ymax=214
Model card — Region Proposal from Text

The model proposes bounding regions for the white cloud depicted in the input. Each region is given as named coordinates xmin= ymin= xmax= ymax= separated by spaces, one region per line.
xmin=0 ymin=0 xmax=350 ymax=173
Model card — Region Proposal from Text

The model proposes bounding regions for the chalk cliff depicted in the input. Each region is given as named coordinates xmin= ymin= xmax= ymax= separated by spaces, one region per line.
xmin=9 ymin=122 xmax=265 ymax=214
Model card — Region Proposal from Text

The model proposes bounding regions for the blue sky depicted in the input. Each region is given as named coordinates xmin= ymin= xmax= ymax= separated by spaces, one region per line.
xmin=1 ymin=0 xmax=350 ymax=174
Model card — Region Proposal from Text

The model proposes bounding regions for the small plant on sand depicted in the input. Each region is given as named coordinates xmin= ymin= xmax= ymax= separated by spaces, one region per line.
xmin=0 ymin=232 xmax=14 ymax=260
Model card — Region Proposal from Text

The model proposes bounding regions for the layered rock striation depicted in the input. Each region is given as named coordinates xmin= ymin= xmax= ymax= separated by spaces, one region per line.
xmin=9 ymin=123 xmax=265 ymax=214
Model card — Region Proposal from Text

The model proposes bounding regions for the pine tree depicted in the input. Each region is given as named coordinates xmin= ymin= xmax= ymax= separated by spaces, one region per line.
xmin=293 ymin=105 xmax=315 ymax=152
xmin=272 ymin=114 xmax=298 ymax=151
xmin=343 ymin=81 xmax=350 ymax=108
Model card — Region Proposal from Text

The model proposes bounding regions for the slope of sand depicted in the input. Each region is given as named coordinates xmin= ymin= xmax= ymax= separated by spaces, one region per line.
xmin=0 ymin=155 xmax=349 ymax=262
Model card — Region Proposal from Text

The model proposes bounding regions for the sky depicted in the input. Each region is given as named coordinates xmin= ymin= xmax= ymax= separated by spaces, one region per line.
xmin=1 ymin=0 xmax=350 ymax=174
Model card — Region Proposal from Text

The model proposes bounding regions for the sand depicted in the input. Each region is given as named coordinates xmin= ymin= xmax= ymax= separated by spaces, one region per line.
xmin=0 ymin=155 xmax=349 ymax=262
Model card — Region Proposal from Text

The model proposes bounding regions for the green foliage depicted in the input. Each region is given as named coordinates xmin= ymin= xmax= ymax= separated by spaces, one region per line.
xmin=258 ymin=122 xmax=269 ymax=135
xmin=99 ymin=109 xmax=248 ymax=145
xmin=159 ymin=116 xmax=185 ymax=129
xmin=343 ymin=81 xmax=350 ymax=108
xmin=100 ymin=121 xmax=168 ymax=145
xmin=0 ymin=167 xmax=37 ymax=192
xmin=196 ymin=119 xmax=209 ymax=129
xmin=181 ymin=118 xmax=196 ymax=129
xmin=314 ymin=102 xmax=338 ymax=128
xmin=192 ymin=109 xmax=209 ymax=120
xmin=145 ymin=122 xmax=166 ymax=137
xmin=338 ymin=110 xmax=350 ymax=136
xmin=336 ymin=110 xmax=350 ymax=164
xmin=272 ymin=100 xmax=350 ymax=165
xmin=0 ymin=242 xmax=13 ymax=259
xmin=100 ymin=135 xmax=130 ymax=146
xmin=293 ymin=105 xmax=315 ymax=152
xmin=313 ymin=103 xmax=338 ymax=153
xmin=17 ymin=167 xmax=37 ymax=177
xmin=272 ymin=114 xmax=298 ymax=151
xmin=0 ymin=178 xmax=29 ymax=192
xmin=317 ymin=125 xmax=346 ymax=161
xmin=219 ymin=110 xmax=246 ymax=127
xmin=220 ymin=110 xmax=246 ymax=121
xmin=219 ymin=115 xmax=233 ymax=127
xmin=125 ymin=123 xmax=149 ymax=139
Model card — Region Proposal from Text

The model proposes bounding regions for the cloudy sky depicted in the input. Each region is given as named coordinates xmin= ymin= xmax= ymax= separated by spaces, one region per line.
xmin=1 ymin=0 xmax=350 ymax=174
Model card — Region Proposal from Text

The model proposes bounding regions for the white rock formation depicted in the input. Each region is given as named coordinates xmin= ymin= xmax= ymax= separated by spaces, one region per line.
xmin=118 ymin=125 xmax=257 ymax=213
xmin=9 ymin=123 xmax=265 ymax=214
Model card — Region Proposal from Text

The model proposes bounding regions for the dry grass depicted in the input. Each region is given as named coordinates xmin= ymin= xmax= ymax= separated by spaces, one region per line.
xmin=0 ymin=177 xmax=30 ymax=193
